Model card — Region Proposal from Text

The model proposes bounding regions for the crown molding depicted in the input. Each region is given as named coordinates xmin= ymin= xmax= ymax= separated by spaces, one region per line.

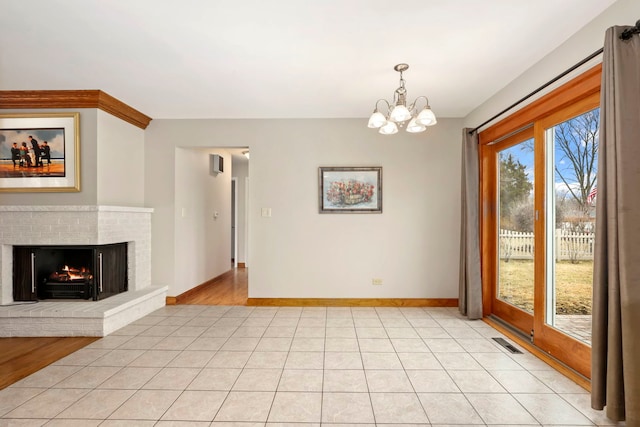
xmin=0 ymin=90 xmax=152 ymax=129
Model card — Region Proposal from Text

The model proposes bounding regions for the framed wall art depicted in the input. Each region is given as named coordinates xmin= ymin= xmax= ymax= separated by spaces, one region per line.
xmin=0 ymin=112 xmax=80 ymax=192
xmin=319 ymin=166 xmax=382 ymax=213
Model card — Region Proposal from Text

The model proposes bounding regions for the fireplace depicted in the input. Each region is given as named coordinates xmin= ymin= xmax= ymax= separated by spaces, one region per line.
xmin=13 ymin=243 xmax=128 ymax=301
xmin=0 ymin=206 xmax=167 ymax=337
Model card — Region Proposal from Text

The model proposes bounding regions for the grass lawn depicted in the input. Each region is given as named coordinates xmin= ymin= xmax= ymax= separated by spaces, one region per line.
xmin=498 ymin=259 xmax=593 ymax=315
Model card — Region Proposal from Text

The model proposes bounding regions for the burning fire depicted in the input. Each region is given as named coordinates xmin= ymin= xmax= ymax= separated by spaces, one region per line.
xmin=49 ymin=265 xmax=93 ymax=282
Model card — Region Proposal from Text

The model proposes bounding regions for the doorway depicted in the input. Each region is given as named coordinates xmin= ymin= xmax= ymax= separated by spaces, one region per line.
xmin=231 ymin=177 xmax=237 ymax=267
xmin=230 ymin=150 xmax=249 ymax=270
xmin=482 ymin=92 xmax=599 ymax=378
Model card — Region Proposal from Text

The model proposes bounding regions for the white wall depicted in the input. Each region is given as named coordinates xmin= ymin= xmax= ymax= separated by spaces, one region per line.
xmin=145 ymin=118 xmax=462 ymax=299
xmin=173 ymin=148 xmax=232 ymax=296
xmin=465 ymin=0 xmax=640 ymax=129
xmin=232 ymin=156 xmax=249 ymax=265
xmin=96 ymin=110 xmax=145 ymax=206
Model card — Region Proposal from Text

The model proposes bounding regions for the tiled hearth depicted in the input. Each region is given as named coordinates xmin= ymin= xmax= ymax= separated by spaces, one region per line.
xmin=0 ymin=206 xmax=167 ymax=337
xmin=0 ymin=287 xmax=167 ymax=337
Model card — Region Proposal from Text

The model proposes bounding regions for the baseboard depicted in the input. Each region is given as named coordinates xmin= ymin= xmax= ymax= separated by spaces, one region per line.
xmin=483 ymin=317 xmax=591 ymax=391
xmin=165 ymin=269 xmax=236 ymax=305
xmin=246 ymin=298 xmax=458 ymax=307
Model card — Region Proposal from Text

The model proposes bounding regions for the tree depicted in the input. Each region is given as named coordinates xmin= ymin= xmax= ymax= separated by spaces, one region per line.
xmin=499 ymin=153 xmax=533 ymax=223
xmin=554 ymin=109 xmax=599 ymax=214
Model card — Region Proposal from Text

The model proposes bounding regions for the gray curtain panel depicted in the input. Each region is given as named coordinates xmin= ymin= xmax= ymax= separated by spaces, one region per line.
xmin=459 ymin=129 xmax=482 ymax=319
xmin=591 ymin=25 xmax=640 ymax=424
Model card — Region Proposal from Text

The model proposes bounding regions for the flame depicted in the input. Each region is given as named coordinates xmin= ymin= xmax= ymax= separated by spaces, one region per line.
xmin=60 ymin=265 xmax=91 ymax=281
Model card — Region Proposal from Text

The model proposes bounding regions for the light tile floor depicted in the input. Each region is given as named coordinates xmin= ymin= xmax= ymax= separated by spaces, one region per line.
xmin=0 ymin=306 xmax=624 ymax=426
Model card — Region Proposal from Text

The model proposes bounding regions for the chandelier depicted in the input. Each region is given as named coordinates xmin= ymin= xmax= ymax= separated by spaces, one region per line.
xmin=367 ymin=63 xmax=437 ymax=135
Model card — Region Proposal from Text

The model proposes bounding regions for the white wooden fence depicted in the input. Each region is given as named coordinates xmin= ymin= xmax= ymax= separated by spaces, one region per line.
xmin=499 ymin=229 xmax=594 ymax=261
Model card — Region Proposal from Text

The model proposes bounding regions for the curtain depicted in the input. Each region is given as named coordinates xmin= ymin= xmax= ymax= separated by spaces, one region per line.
xmin=591 ymin=25 xmax=640 ymax=425
xmin=459 ymin=129 xmax=483 ymax=319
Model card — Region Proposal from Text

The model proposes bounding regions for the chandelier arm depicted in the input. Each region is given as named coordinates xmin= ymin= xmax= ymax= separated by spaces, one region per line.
xmin=408 ymin=96 xmax=430 ymax=112
xmin=374 ymin=99 xmax=392 ymax=115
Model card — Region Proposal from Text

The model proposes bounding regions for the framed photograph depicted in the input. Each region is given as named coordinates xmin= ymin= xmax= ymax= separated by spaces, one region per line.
xmin=319 ymin=166 xmax=382 ymax=213
xmin=0 ymin=113 xmax=80 ymax=192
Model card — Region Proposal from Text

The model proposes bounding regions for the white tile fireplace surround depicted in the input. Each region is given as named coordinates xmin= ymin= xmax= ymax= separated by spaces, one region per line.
xmin=0 ymin=206 xmax=167 ymax=337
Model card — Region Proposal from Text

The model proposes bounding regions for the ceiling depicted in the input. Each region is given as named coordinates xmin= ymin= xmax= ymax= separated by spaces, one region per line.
xmin=0 ymin=0 xmax=617 ymax=120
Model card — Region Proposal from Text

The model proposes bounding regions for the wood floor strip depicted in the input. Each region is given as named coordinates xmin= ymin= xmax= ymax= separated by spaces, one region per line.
xmin=246 ymin=298 xmax=458 ymax=307
xmin=168 ymin=267 xmax=248 ymax=305
xmin=0 ymin=336 xmax=98 ymax=390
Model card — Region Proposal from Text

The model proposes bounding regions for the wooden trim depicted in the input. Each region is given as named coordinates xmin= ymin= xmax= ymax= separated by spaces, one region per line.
xmin=238 ymin=262 xmax=246 ymax=268
xmin=96 ymin=91 xmax=152 ymax=129
xmin=167 ymin=269 xmax=237 ymax=305
xmin=0 ymin=90 xmax=152 ymax=129
xmin=480 ymin=142 xmax=494 ymax=317
xmin=479 ymin=64 xmax=601 ymax=145
xmin=246 ymin=298 xmax=458 ymax=307
xmin=483 ymin=317 xmax=591 ymax=391
xmin=492 ymin=301 xmax=534 ymax=338
xmin=481 ymin=126 xmax=535 ymax=321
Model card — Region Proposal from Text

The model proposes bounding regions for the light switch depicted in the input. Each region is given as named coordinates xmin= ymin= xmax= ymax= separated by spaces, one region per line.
xmin=261 ymin=208 xmax=272 ymax=217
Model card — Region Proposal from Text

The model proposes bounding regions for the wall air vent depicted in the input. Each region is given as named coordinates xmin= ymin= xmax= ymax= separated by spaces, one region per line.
xmin=210 ymin=154 xmax=224 ymax=175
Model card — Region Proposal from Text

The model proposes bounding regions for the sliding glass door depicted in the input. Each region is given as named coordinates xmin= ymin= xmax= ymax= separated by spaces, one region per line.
xmin=484 ymin=92 xmax=599 ymax=378
xmin=491 ymin=127 xmax=536 ymax=336
xmin=532 ymin=93 xmax=599 ymax=377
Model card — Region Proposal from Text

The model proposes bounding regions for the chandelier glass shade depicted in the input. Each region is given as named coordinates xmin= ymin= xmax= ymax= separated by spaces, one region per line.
xmin=367 ymin=63 xmax=437 ymax=134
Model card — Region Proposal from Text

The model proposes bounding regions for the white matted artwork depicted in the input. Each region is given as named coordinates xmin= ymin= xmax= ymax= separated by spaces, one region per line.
xmin=0 ymin=112 xmax=80 ymax=192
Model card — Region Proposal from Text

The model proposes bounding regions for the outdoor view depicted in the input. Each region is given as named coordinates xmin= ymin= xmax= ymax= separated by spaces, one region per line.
xmin=497 ymin=108 xmax=599 ymax=344
xmin=498 ymin=139 xmax=535 ymax=314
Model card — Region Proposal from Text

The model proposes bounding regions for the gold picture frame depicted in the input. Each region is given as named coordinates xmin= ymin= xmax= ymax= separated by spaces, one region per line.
xmin=0 ymin=112 xmax=80 ymax=192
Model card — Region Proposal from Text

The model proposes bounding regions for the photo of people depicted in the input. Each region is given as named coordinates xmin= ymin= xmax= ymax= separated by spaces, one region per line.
xmin=0 ymin=128 xmax=65 ymax=178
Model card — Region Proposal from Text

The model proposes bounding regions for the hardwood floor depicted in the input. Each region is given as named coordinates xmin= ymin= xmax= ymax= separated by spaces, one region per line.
xmin=0 ymin=336 xmax=98 ymax=390
xmin=177 ymin=266 xmax=248 ymax=305
xmin=0 ymin=267 xmax=248 ymax=389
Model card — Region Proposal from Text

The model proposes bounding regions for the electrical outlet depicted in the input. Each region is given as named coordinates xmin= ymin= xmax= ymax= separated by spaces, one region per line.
xmin=372 ymin=278 xmax=383 ymax=285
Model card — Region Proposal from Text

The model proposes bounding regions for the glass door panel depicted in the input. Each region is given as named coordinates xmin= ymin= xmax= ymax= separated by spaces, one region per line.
xmin=544 ymin=107 xmax=599 ymax=345
xmin=497 ymin=139 xmax=535 ymax=313
xmin=484 ymin=87 xmax=599 ymax=379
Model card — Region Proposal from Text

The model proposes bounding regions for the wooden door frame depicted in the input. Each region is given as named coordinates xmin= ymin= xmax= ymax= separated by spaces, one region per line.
xmin=479 ymin=65 xmax=601 ymax=379
xmin=482 ymin=126 xmax=535 ymax=335
xmin=530 ymin=91 xmax=600 ymax=379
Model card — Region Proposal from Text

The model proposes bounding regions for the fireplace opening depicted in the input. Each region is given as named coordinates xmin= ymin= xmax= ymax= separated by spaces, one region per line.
xmin=39 ymin=247 xmax=95 ymax=300
xmin=13 ymin=243 xmax=128 ymax=302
